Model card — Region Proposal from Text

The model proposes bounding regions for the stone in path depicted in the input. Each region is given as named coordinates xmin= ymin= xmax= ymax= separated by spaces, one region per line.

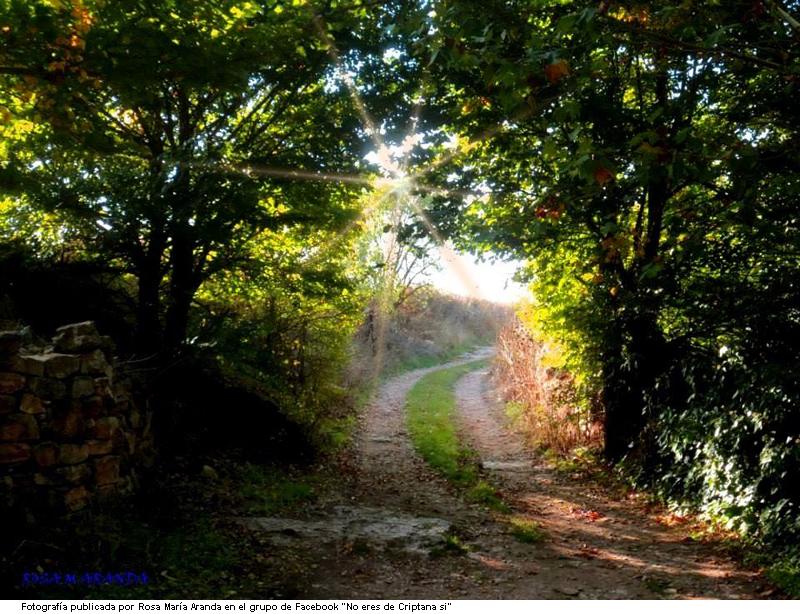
xmin=239 ymin=505 xmax=451 ymax=554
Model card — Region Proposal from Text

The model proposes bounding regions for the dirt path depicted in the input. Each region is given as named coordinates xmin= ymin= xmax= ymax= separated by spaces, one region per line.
xmin=248 ymin=351 xmax=768 ymax=599
xmin=454 ymin=366 xmax=766 ymax=599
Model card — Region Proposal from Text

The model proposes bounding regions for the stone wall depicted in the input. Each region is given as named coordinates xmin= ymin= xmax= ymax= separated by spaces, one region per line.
xmin=0 ymin=322 xmax=152 ymax=515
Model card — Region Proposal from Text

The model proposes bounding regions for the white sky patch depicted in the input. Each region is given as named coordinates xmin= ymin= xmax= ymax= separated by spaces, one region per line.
xmin=427 ymin=246 xmax=527 ymax=304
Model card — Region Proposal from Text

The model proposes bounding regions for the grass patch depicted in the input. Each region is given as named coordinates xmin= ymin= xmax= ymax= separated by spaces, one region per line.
xmin=238 ymin=463 xmax=317 ymax=515
xmin=406 ymin=358 xmax=509 ymax=513
xmin=406 ymin=360 xmax=485 ymax=479
xmin=466 ymin=480 xmax=509 ymax=512
xmin=508 ymin=516 xmax=545 ymax=544
xmin=406 ymin=359 xmax=550 ymax=546
xmin=316 ymin=414 xmax=359 ymax=453
xmin=387 ymin=342 xmax=485 ymax=377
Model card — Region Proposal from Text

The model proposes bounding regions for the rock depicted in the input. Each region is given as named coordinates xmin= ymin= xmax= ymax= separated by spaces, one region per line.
xmin=91 ymin=416 xmax=119 ymax=439
xmin=19 ymin=393 xmax=45 ymax=415
xmin=8 ymin=355 xmax=45 ymax=377
xmin=553 ymin=586 xmax=581 ymax=597
xmin=201 ymin=464 xmax=219 ymax=480
xmin=52 ymin=409 xmax=85 ymax=438
xmin=0 ymin=394 xmax=16 ymax=414
xmin=27 ymin=377 xmax=66 ymax=400
xmin=481 ymin=460 xmax=534 ymax=471
xmin=0 ymin=414 xmax=40 ymax=441
xmin=93 ymin=377 xmax=113 ymax=398
xmin=240 ymin=506 xmax=452 ymax=554
xmin=94 ymin=455 xmax=120 ymax=486
xmin=33 ymin=442 xmax=60 ymax=467
xmin=109 ymin=400 xmax=129 ymax=416
xmin=57 ymin=463 xmax=91 ymax=484
xmin=0 ymin=443 xmax=31 ymax=464
xmin=80 ymin=349 xmax=112 ymax=376
xmin=111 ymin=428 xmax=129 ymax=453
xmin=87 ymin=439 xmax=113 ymax=456
xmin=70 ymin=376 xmax=95 ymax=398
xmin=81 ymin=395 xmax=105 ymax=418
xmin=53 ymin=322 xmax=112 ymax=354
xmin=64 ymin=485 xmax=89 ymax=512
xmin=59 ymin=443 xmax=89 ymax=465
xmin=0 ymin=372 xmax=26 ymax=394
xmin=0 ymin=331 xmax=23 ymax=356
xmin=24 ymin=354 xmax=80 ymax=378
xmin=34 ymin=473 xmax=53 ymax=486
xmin=125 ymin=432 xmax=136 ymax=455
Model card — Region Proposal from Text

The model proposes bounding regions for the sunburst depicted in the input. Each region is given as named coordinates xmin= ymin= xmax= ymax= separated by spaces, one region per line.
xmin=215 ymin=8 xmax=516 ymax=382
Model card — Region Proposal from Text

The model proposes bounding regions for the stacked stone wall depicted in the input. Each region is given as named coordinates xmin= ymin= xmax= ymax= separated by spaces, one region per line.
xmin=0 ymin=322 xmax=152 ymax=514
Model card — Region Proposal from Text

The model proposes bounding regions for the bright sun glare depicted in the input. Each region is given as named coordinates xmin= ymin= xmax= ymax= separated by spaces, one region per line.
xmin=365 ymin=140 xmax=525 ymax=305
xmin=235 ymin=12 xmax=527 ymax=312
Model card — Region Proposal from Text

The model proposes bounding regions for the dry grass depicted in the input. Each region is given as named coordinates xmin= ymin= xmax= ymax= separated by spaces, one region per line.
xmin=347 ymin=289 xmax=511 ymax=384
xmin=493 ymin=320 xmax=602 ymax=455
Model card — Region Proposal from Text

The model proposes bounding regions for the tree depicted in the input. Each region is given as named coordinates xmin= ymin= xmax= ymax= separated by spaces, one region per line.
xmin=417 ymin=0 xmax=800 ymax=464
xmin=0 ymin=0 xmax=397 ymax=354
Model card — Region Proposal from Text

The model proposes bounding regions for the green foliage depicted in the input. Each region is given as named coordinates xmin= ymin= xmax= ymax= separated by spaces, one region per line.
xmin=196 ymin=211 xmax=370 ymax=450
xmin=0 ymin=0 xmax=421 ymax=455
xmin=0 ymin=0 xmax=403 ymax=354
xmin=417 ymin=0 xmax=800 ymax=547
xmin=765 ymin=557 xmax=800 ymax=599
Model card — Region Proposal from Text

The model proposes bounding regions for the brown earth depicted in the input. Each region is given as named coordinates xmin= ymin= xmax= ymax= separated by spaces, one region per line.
xmin=247 ymin=351 xmax=771 ymax=599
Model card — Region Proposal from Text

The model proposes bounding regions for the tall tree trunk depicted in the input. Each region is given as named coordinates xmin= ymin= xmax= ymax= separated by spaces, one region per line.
xmin=601 ymin=313 xmax=637 ymax=462
xmin=164 ymin=219 xmax=197 ymax=352
xmin=135 ymin=222 xmax=166 ymax=355
xmin=602 ymin=56 xmax=672 ymax=462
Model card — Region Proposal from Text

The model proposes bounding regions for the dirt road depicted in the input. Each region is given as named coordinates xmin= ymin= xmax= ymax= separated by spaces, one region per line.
xmin=248 ymin=351 xmax=768 ymax=599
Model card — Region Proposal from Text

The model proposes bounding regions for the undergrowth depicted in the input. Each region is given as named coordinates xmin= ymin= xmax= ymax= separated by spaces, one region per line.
xmin=4 ymin=460 xmax=324 ymax=598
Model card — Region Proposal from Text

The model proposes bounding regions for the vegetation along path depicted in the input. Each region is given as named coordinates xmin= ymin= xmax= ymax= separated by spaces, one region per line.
xmin=244 ymin=350 xmax=770 ymax=599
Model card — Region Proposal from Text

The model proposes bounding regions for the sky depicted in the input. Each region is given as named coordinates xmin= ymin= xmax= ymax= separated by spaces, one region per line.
xmin=364 ymin=136 xmax=529 ymax=305
xmin=426 ymin=244 xmax=528 ymax=304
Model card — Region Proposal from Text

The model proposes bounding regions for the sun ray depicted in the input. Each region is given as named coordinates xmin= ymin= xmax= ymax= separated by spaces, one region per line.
xmin=405 ymin=196 xmax=485 ymax=301
xmin=399 ymin=85 xmax=426 ymax=169
xmin=295 ymin=188 xmax=396 ymax=269
xmin=205 ymin=4 xmax=527 ymax=378
xmin=231 ymin=162 xmax=376 ymax=187
xmin=309 ymin=12 xmax=389 ymax=159
xmin=408 ymin=106 xmax=535 ymax=184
